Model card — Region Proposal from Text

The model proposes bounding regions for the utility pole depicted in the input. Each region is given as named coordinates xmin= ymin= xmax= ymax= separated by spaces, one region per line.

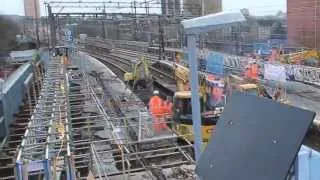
xmin=133 ymin=1 xmax=138 ymax=40
xmin=23 ymin=18 xmax=26 ymax=35
xmin=315 ymin=0 xmax=317 ymax=49
xmin=158 ymin=16 xmax=165 ymax=60
xmin=134 ymin=0 xmax=137 ymax=15
xmin=48 ymin=4 xmax=56 ymax=47
xmin=102 ymin=2 xmax=106 ymax=39
xmin=42 ymin=18 xmax=46 ymax=43
xmin=34 ymin=0 xmax=40 ymax=49
xmin=158 ymin=16 xmax=162 ymax=60
xmin=166 ymin=0 xmax=169 ymax=16
xmin=57 ymin=15 xmax=61 ymax=40
xmin=173 ymin=0 xmax=176 ymax=18
xmin=199 ymin=0 xmax=205 ymax=49
xmin=145 ymin=0 xmax=151 ymax=45
xmin=145 ymin=0 xmax=148 ymax=14
xmin=201 ymin=0 xmax=205 ymax=16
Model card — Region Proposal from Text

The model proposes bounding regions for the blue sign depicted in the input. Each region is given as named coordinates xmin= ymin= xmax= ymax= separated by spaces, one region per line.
xmin=206 ymin=52 xmax=224 ymax=75
xmin=65 ymin=24 xmax=75 ymax=43
xmin=65 ymin=30 xmax=73 ymax=42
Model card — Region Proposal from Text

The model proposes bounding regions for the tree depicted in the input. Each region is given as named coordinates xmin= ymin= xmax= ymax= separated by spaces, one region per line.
xmin=276 ymin=11 xmax=285 ymax=18
xmin=0 ymin=16 xmax=19 ymax=53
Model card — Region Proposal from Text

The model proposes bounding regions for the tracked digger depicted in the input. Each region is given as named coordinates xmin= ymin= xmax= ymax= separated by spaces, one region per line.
xmin=124 ymin=57 xmax=153 ymax=102
xmin=171 ymin=63 xmax=287 ymax=143
xmin=172 ymin=63 xmax=224 ymax=142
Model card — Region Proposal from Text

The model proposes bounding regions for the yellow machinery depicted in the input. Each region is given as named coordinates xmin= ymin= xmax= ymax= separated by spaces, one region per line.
xmin=228 ymin=75 xmax=266 ymax=97
xmin=124 ymin=57 xmax=153 ymax=97
xmin=171 ymin=67 xmax=285 ymax=143
xmin=172 ymin=64 xmax=223 ymax=142
xmin=172 ymin=91 xmax=221 ymax=142
xmin=237 ymin=84 xmax=260 ymax=95
xmin=230 ymin=76 xmax=289 ymax=104
xmin=278 ymin=49 xmax=320 ymax=65
xmin=124 ymin=57 xmax=153 ymax=103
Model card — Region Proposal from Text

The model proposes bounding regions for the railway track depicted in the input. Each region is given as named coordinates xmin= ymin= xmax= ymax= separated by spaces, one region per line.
xmin=87 ymin=52 xmax=130 ymax=73
xmin=79 ymin=42 xmax=320 ymax=152
xmin=85 ymin=59 xmax=192 ymax=179
xmin=82 ymin=41 xmax=320 ymax=107
xmin=78 ymin=45 xmax=176 ymax=99
xmin=113 ymin=48 xmax=159 ymax=62
xmin=83 ymin=42 xmax=175 ymax=82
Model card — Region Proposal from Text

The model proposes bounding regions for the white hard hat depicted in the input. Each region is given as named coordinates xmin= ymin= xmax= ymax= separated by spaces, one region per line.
xmin=153 ymin=90 xmax=159 ymax=95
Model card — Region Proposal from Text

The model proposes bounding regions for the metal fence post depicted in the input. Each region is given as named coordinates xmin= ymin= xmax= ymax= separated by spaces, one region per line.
xmin=15 ymin=161 xmax=23 ymax=180
xmin=44 ymin=159 xmax=51 ymax=180
xmin=138 ymin=111 xmax=142 ymax=141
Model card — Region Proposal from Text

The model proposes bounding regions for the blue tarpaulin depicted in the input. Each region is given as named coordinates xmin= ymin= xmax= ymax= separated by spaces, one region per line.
xmin=206 ymin=52 xmax=224 ymax=75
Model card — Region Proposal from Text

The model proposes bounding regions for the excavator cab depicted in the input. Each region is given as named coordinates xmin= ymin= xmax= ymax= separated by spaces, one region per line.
xmin=124 ymin=57 xmax=153 ymax=102
xmin=172 ymin=91 xmax=220 ymax=142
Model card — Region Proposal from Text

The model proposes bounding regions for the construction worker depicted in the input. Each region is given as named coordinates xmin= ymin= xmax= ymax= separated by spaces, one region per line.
xmin=212 ymin=86 xmax=224 ymax=106
xmin=163 ymin=96 xmax=173 ymax=118
xmin=148 ymin=90 xmax=165 ymax=133
xmin=245 ymin=62 xmax=259 ymax=81
xmin=63 ymin=55 xmax=70 ymax=65
xmin=163 ymin=97 xmax=173 ymax=129
xmin=175 ymin=52 xmax=181 ymax=64
xmin=251 ymin=62 xmax=259 ymax=80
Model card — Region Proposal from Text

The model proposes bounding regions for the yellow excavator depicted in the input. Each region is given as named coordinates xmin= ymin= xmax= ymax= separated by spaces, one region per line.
xmin=172 ymin=63 xmax=224 ymax=142
xmin=227 ymin=75 xmax=289 ymax=103
xmin=171 ymin=65 xmax=281 ymax=143
xmin=124 ymin=57 xmax=153 ymax=102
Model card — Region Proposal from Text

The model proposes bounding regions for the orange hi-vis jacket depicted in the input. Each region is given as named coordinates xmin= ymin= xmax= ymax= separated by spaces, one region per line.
xmin=163 ymin=101 xmax=173 ymax=116
xmin=251 ymin=64 xmax=258 ymax=78
xmin=149 ymin=96 xmax=164 ymax=116
xmin=246 ymin=64 xmax=258 ymax=80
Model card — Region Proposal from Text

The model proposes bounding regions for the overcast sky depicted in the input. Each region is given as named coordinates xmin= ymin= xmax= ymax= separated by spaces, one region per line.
xmin=0 ymin=0 xmax=286 ymax=16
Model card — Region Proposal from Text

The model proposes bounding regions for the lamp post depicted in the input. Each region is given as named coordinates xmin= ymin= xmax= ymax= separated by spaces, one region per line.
xmin=181 ymin=12 xmax=246 ymax=162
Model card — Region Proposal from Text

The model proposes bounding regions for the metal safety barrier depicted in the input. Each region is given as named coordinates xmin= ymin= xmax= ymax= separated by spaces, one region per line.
xmin=0 ymin=64 xmax=33 ymax=138
xmin=16 ymin=57 xmax=74 ymax=180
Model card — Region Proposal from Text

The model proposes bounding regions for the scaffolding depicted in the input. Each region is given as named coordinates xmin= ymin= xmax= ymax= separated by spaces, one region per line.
xmin=69 ymin=51 xmax=196 ymax=179
xmin=16 ymin=56 xmax=74 ymax=179
xmin=90 ymin=136 xmax=194 ymax=179
xmin=15 ymin=49 xmax=195 ymax=179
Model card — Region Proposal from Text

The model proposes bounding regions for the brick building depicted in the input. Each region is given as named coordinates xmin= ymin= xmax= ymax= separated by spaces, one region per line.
xmin=24 ymin=0 xmax=40 ymax=18
xmin=287 ymin=0 xmax=320 ymax=48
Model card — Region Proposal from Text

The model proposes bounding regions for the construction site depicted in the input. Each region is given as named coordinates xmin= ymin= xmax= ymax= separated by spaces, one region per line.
xmin=0 ymin=0 xmax=320 ymax=179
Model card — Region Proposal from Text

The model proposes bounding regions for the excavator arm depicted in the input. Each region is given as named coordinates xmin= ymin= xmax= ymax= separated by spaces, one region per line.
xmin=133 ymin=57 xmax=150 ymax=87
xmin=173 ymin=63 xmax=190 ymax=91
xmin=124 ymin=57 xmax=153 ymax=98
